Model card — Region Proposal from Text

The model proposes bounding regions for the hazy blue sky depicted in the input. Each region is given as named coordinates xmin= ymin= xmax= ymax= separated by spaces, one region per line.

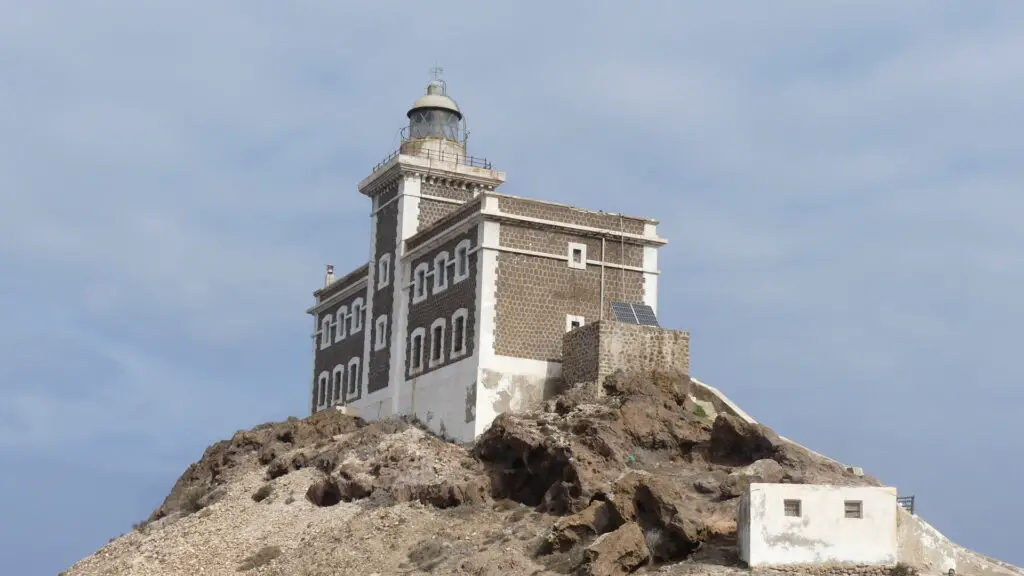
xmin=1 ymin=2 xmax=1021 ymax=574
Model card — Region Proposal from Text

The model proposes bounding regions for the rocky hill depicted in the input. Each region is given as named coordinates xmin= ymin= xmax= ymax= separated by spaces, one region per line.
xmin=61 ymin=372 xmax=1018 ymax=576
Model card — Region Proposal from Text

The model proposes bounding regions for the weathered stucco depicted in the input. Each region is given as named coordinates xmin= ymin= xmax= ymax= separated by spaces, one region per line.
xmin=740 ymin=483 xmax=899 ymax=567
xmin=897 ymin=507 xmax=1024 ymax=576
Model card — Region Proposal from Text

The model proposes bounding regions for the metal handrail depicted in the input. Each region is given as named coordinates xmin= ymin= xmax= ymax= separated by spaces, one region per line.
xmin=372 ymin=147 xmax=492 ymax=173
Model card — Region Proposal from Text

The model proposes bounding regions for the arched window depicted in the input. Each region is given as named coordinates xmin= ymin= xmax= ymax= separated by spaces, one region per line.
xmin=454 ymin=239 xmax=472 ymax=283
xmin=374 ymin=315 xmax=389 ymax=351
xmin=377 ymin=253 xmax=392 ymax=289
xmin=412 ymin=263 xmax=429 ymax=304
xmin=451 ymin=308 xmax=468 ymax=358
xmin=316 ymin=371 xmax=329 ymax=408
xmin=432 ymin=251 xmax=449 ymax=294
xmin=319 ymin=316 xmax=332 ymax=350
xmin=351 ymin=298 xmax=364 ymax=333
xmin=347 ymin=357 xmax=361 ymax=396
xmin=332 ymin=365 xmax=345 ymax=404
xmin=335 ymin=306 xmax=347 ymax=343
xmin=409 ymin=327 xmax=426 ymax=375
xmin=429 ymin=317 xmax=446 ymax=368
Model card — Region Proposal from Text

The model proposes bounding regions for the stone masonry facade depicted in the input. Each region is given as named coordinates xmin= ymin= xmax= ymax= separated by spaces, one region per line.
xmin=417 ymin=177 xmax=476 ymax=232
xmin=492 ymin=209 xmax=647 ymax=362
xmin=367 ymin=179 xmax=400 ymax=394
xmin=404 ymin=225 xmax=479 ymax=378
xmin=562 ymin=321 xmax=691 ymax=388
xmin=311 ymin=267 xmax=369 ymax=414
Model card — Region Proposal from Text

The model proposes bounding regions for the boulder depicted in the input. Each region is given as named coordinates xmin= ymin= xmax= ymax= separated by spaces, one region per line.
xmin=581 ymin=522 xmax=650 ymax=576
xmin=544 ymin=500 xmax=623 ymax=553
xmin=709 ymin=413 xmax=782 ymax=464
xmin=719 ymin=458 xmax=785 ymax=498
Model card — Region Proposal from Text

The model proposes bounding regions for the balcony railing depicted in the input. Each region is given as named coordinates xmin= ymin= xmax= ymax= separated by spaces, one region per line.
xmin=372 ymin=148 xmax=492 ymax=173
xmin=897 ymin=495 xmax=915 ymax=514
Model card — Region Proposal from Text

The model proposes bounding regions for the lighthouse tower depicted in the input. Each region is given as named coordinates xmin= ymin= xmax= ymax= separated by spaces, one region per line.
xmin=353 ymin=71 xmax=506 ymax=421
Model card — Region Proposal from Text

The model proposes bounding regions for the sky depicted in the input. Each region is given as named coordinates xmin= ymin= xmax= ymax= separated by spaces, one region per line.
xmin=0 ymin=1 xmax=1022 ymax=574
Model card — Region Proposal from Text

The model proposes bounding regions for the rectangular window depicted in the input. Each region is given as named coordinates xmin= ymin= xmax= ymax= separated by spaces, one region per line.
xmin=410 ymin=333 xmax=424 ymax=372
xmin=333 ymin=370 xmax=342 ymax=402
xmin=374 ymin=315 xmax=388 ymax=351
xmin=431 ymin=325 xmax=444 ymax=361
xmin=844 ymin=500 xmax=863 ymax=519
xmin=784 ymin=499 xmax=802 ymax=517
xmin=567 ymin=242 xmax=587 ymax=270
xmin=566 ymin=315 xmax=585 ymax=332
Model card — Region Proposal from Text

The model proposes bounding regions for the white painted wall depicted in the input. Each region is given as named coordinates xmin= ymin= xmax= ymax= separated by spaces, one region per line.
xmin=397 ymin=355 xmax=479 ymax=442
xmin=475 ymin=355 xmax=560 ymax=437
xmin=740 ymin=483 xmax=898 ymax=567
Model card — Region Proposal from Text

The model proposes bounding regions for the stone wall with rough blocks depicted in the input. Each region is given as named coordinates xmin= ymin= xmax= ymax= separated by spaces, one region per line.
xmin=417 ymin=177 xmax=475 ymax=232
xmin=493 ymin=223 xmax=646 ymax=362
xmin=561 ymin=322 xmax=601 ymax=385
xmin=562 ymin=321 xmax=690 ymax=387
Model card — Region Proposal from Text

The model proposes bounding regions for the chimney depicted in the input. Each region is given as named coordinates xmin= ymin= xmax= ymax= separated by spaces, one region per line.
xmin=324 ymin=264 xmax=335 ymax=287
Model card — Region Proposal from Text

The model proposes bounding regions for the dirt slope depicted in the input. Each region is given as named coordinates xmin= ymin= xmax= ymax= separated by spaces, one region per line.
xmin=62 ymin=371 xmax=881 ymax=576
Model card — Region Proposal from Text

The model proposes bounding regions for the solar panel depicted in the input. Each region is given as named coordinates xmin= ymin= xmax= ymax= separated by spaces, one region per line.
xmin=609 ymin=301 xmax=661 ymax=327
xmin=631 ymin=303 xmax=661 ymax=327
xmin=610 ymin=301 xmax=638 ymax=324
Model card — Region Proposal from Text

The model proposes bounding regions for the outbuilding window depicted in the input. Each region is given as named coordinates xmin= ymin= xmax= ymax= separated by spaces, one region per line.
xmin=784 ymin=499 xmax=802 ymax=517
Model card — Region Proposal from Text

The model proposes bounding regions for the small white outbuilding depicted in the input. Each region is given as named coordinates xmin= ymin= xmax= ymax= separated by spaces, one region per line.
xmin=738 ymin=483 xmax=899 ymax=567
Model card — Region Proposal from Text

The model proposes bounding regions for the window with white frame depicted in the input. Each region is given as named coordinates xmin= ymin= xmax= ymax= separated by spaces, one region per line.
xmin=332 ymin=365 xmax=344 ymax=404
xmin=566 ymin=314 xmax=585 ymax=332
xmin=429 ymin=318 xmax=446 ymax=367
xmin=334 ymin=306 xmax=347 ymax=343
xmin=454 ymin=239 xmax=471 ymax=283
xmin=350 ymin=298 xmax=364 ymax=333
xmin=347 ymin=357 xmax=360 ymax=395
xmin=412 ymin=263 xmax=429 ymax=303
xmin=374 ymin=315 xmax=388 ymax=351
xmin=377 ymin=254 xmax=391 ymax=289
xmin=317 ymin=371 xmax=329 ymax=407
xmin=451 ymin=308 xmax=468 ymax=358
xmin=432 ymin=251 xmax=449 ymax=294
xmin=409 ymin=328 xmax=425 ymax=374
xmin=567 ymin=242 xmax=587 ymax=270
xmin=319 ymin=316 xmax=332 ymax=350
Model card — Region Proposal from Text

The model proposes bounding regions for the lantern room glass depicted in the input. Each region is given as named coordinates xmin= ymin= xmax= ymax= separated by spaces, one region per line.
xmin=408 ymin=108 xmax=461 ymax=141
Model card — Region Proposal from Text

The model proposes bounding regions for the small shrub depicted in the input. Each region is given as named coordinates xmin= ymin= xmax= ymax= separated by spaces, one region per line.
xmin=252 ymin=484 xmax=273 ymax=503
xmin=182 ymin=487 xmax=206 ymax=515
xmin=237 ymin=545 xmax=282 ymax=571
xmin=891 ymin=563 xmax=919 ymax=576
xmin=694 ymin=405 xmax=708 ymax=418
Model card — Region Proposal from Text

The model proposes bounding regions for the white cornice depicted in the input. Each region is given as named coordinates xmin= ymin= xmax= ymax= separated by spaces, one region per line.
xmin=306 ymin=277 xmax=369 ymax=315
xmin=358 ymin=154 xmax=506 ymax=197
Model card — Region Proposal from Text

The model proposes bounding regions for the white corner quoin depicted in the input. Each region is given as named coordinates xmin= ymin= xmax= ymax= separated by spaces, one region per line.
xmin=738 ymin=483 xmax=899 ymax=567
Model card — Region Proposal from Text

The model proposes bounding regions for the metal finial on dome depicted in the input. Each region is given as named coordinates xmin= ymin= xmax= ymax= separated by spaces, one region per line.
xmin=430 ymin=64 xmax=444 ymax=81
